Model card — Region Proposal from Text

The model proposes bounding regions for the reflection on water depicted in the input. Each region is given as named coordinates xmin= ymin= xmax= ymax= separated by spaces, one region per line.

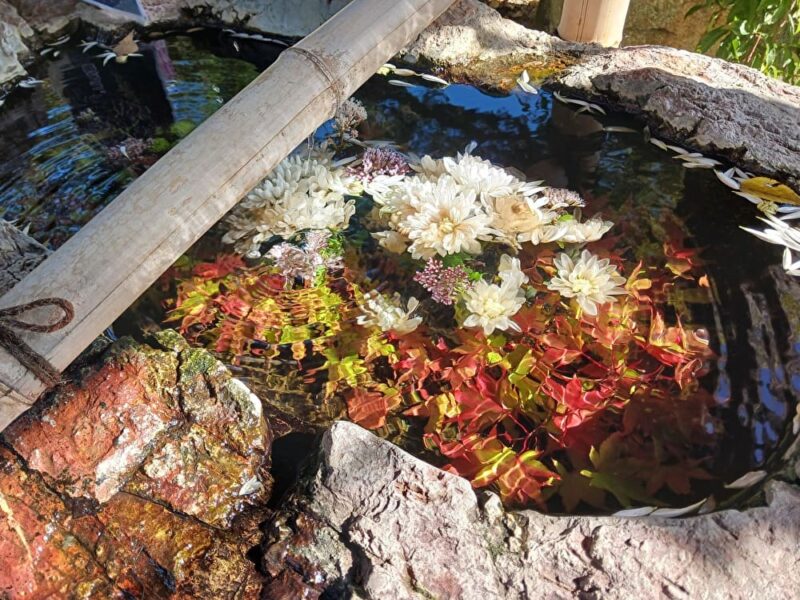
xmin=0 ymin=32 xmax=269 ymax=246
xmin=0 ymin=32 xmax=797 ymax=512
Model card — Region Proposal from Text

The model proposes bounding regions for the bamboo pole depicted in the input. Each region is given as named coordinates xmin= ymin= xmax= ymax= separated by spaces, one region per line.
xmin=0 ymin=0 xmax=457 ymax=430
xmin=558 ymin=0 xmax=631 ymax=47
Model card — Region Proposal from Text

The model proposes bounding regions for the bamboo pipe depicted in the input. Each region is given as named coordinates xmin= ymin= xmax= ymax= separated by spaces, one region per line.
xmin=558 ymin=0 xmax=631 ymax=47
xmin=0 ymin=0 xmax=457 ymax=430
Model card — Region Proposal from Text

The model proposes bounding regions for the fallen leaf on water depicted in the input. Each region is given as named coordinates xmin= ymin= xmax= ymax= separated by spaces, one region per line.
xmin=612 ymin=506 xmax=656 ymax=518
xmin=649 ymin=498 xmax=707 ymax=518
xmin=113 ymin=32 xmax=139 ymax=56
xmin=420 ymin=73 xmax=449 ymax=86
xmin=714 ymin=169 xmax=740 ymax=190
xmin=740 ymin=177 xmax=800 ymax=206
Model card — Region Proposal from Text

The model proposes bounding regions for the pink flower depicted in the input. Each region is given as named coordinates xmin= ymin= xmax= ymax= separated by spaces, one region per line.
xmin=348 ymin=147 xmax=410 ymax=181
xmin=268 ymin=230 xmax=343 ymax=283
xmin=413 ymin=258 xmax=472 ymax=305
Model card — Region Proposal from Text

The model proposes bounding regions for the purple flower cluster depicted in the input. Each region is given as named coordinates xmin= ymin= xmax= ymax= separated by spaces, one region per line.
xmin=348 ymin=147 xmax=410 ymax=181
xmin=413 ymin=259 xmax=472 ymax=305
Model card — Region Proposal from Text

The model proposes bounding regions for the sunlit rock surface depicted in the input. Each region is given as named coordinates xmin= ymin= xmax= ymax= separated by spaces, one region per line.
xmin=409 ymin=0 xmax=800 ymax=191
xmin=551 ymin=45 xmax=800 ymax=192
xmin=481 ymin=0 xmax=539 ymax=27
xmin=0 ymin=1 xmax=32 ymax=83
xmin=0 ymin=331 xmax=271 ymax=597
xmin=263 ymin=421 xmax=800 ymax=599
xmin=404 ymin=0 xmax=586 ymax=90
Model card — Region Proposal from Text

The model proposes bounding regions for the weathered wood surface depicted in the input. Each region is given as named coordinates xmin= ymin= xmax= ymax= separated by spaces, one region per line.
xmin=0 ymin=0 xmax=457 ymax=430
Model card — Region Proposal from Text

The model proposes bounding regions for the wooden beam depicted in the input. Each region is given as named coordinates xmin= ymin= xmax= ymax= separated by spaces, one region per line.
xmin=0 ymin=0 xmax=456 ymax=430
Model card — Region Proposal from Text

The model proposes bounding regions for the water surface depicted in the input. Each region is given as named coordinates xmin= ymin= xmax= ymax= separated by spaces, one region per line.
xmin=1 ymin=32 xmax=797 ymax=513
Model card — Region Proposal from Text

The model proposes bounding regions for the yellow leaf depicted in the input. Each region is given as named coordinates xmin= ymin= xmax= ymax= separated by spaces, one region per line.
xmin=740 ymin=177 xmax=800 ymax=205
xmin=291 ymin=341 xmax=307 ymax=361
xmin=113 ymin=32 xmax=139 ymax=56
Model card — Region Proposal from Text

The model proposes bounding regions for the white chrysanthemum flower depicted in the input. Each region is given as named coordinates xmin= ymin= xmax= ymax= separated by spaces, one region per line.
xmin=462 ymin=254 xmax=528 ymax=335
xmin=372 ymin=230 xmax=409 ymax=254
xmin=357 ymin=291 xmax=422 ymax=335
xmin=408 ymin=153 xmax=448 ymax=180
xmin=222 ymin=152 xmax=357 ymax=257
xmin=497 ymin=254 xmax=527 ymax=288
xmin=362 ymin=173 xmax=407 ymax=199
xmin=443 ymin=153 xmax=521 ymax=199
xmin=483 ymin=194 xmax=559 ymax=247
xmin=547 ymin=250 xmax=627 ymax=316
xmin=529 ymin=215 xmax=613 ymax=245
xmin=265 ymin=191 xmax=354 ymax=237
xmin=410 ymin=143 xmax=524 ymax=202
xmin=408 ymin=143 xmax=479 ymax=181
xmin=371 ymin=178 xmax=430 ymax=233
xmin=404 ymin=177 xmax=494 ymax=259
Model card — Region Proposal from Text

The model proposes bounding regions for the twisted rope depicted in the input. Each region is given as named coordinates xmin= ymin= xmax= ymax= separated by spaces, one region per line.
xmin=0 ymin=298 xmax=74 ymax=388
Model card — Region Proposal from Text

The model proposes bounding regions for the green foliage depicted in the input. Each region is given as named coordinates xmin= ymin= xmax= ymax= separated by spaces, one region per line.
xmin=170 ymin=120 xmax=197 ymax=139
xmin=690 ymin=0 xmax=800 ymax=84
xmin=149 ymin=137 xmax=173 ymax=154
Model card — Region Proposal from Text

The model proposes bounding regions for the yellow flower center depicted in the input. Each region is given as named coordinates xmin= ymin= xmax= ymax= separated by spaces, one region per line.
xmin=439 ymin=218 xmax=456 ymax=234
xmin=481 ymin=296 xmax=506 ymax=317
xmin=570 ymin=278 xmax=595 ymax=295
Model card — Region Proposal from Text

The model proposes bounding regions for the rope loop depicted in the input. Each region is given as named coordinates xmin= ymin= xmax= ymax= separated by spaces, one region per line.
xmin=0 ymin=298 xmax=74 ymax=387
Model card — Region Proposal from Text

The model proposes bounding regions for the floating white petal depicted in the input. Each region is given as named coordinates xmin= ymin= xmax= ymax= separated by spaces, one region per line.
xmin=724 ymin=470 xmax=767 ymax=490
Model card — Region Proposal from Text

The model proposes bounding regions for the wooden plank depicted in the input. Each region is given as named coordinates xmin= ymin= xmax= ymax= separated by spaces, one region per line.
xmin=0 ymin=0 xmax=456 ymax=430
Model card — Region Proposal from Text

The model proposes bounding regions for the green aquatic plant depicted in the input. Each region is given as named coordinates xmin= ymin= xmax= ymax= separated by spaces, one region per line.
xmin=149 ymin=137 xmax=172 ymax=154
xmin=690 ymin=0 xmax=800 ymax=85
xmin=166 ymin=253 xmax=352 ymax=362
xmin=170 ymin=120 xmax=197 ymax=139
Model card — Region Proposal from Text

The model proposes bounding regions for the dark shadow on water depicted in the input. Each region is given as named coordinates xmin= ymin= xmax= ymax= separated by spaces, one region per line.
xmin=268 ymin=431 xmax=319 ymax=509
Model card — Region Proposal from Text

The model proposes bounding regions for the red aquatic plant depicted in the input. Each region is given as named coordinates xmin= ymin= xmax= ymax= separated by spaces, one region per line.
xmin=331 ymin=243 xmax=717 ymax=509
xmin=166 ymin=216 xmax=719 ymax=511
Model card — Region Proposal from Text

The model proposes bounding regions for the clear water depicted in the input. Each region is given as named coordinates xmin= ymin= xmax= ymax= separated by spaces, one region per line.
xmin=1 ymin=32 xmax=797 ymax=513
xmin=0 ymin=31 xmax=274 ymax=245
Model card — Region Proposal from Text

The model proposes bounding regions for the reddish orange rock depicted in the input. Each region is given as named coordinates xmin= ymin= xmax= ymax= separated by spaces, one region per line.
xmin=6 ymin=341 xmax=182 ymax=502
xmin=1 ymin=331 xmax=272 ymax=598
xmin=0 ymin=447 xmax=121 ymax=598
